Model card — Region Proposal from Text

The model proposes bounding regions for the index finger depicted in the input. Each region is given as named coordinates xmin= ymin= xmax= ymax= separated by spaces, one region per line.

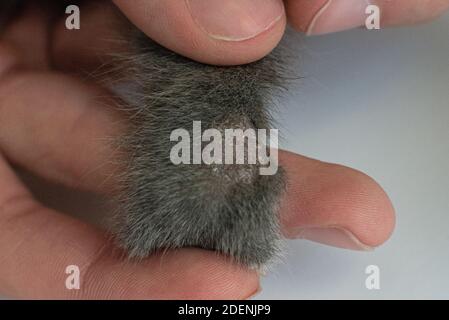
xmin=286 ymin=0 xmax=449 ymax=35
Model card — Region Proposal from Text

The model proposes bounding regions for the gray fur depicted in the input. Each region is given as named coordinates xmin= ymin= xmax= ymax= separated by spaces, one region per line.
xmin=113 ymin=32 xmax=288 ymax=268
xmin=1 ymin=0 xmax=290 ymax=268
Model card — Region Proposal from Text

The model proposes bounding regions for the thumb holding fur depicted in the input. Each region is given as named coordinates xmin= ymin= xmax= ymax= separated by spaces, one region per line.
xmin=113 ymin=0 xmax=286 ymax=65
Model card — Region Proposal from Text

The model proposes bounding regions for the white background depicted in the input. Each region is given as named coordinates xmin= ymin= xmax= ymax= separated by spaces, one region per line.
xmin=257 ymin=13 xmax=449 ymax=299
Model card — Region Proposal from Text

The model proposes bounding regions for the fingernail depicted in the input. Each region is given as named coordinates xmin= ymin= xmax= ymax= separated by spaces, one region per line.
xmin=307 ymin=0 xmax=370 ymax=36
xmin=295 ymin=226 xmax=374 ymax=251
xmin=186 ymin=0 xmax=284 ymax=41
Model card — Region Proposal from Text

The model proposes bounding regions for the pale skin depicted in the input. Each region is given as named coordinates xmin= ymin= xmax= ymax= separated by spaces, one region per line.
xmin=0 ymin=0 xmax=447 ymax=299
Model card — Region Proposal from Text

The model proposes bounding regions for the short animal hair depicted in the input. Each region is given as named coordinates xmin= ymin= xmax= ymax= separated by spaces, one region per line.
xmin=112 ymin=31 xmax=289 ymax=268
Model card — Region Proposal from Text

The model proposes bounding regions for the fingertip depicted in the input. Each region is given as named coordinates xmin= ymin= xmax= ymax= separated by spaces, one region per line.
xmin=113 ymin=0 xmax=286 ymax=65
xmin=287 ymin=0 xmax=449 ymax=36
xmin=279 ymin=151 xmax=396 ymax=249
xmin=284 ymin=0 xmax=330 ymax=33
xmin=323 ymin=167 xmax=396 ymax=248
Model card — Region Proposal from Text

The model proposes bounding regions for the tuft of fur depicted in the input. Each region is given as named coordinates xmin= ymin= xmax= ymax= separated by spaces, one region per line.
xmin=1 ymin=0 xmax=292 ymax=268
xmin=112 ymin=32 xmax=289 ymax=268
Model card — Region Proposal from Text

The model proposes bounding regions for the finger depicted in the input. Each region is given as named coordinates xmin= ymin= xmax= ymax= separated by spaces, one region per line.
xmin=113 ymin=0 xmax=286 ymax=65
xmin=0 ymin=14 xmax=125 ymax=194
xmin=2 ymin=1 xmax=127 ymax=76
xmin=0 ymin=0 xmax=23 ymax=31
xmin=0 ymin=73 xmax=395 ymax=249
xmin=0 ymin=69 xmax=125 ymax=194
xmin=0 ymin=47 xmax=395 ymax=250
xmin=51 ymin=1 xmax=129 ymax=74
xmin=0 ymin=1 xmax=53 ymax=69
xmin=286 ymin=0 xmax=449 ymax=35
xmin=279 ymin=151 xmax=395 ymax=250
xmin=0 ymin=155 xmax=258 ymax=299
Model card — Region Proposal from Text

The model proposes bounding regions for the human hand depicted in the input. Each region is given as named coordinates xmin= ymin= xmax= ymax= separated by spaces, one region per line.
xmin=112 ymin=0 xmax=449 ymax=65
xmin=0 ymin=1 xmax=395 ymax=299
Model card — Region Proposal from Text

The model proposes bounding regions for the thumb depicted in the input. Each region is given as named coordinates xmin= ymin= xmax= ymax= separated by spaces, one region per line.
xmin=113 ymin=0 xmax=286 ymax=65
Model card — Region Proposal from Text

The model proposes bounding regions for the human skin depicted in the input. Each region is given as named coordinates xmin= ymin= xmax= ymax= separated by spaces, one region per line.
xmin=1 ymin=0 xmax=447 ymax=299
